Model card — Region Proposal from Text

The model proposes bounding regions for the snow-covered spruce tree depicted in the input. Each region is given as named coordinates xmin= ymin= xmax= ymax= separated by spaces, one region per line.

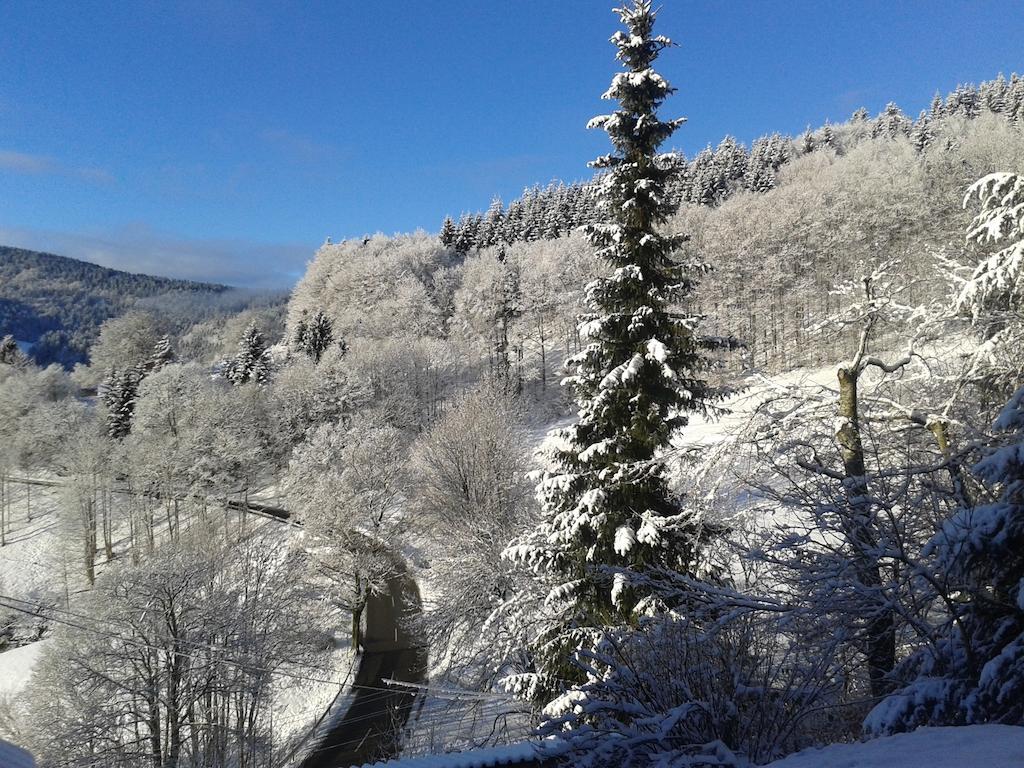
xmin=439 ymin=215 xmax=457 ymax=248
xmin=503 ymin=0 xmax=718 ymax=708
xmin=294 ymin=309 xmax=335 ymax=364
xmin=146 ymin=334 xmax=174 ymax=373
xmin=0 ymin=335 xmax=28 ymax=368
xmin=226 ymin=321 xmax=271 ymax=386
xmin=949 ymin=172 xmax=1024 ymax=397
xmin=100 ymin=365 xmax=142 ymax=439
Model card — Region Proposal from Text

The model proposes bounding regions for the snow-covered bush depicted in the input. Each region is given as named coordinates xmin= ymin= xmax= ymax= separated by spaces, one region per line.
xmin=867 ymin=384 xmax=1024 ymax=734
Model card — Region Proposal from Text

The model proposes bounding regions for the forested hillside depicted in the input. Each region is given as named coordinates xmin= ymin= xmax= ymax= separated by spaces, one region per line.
xmin=0 ymin=246 xmax=229 ymax=367
xmin=291 ymin=79 xmax=1024 ymax=403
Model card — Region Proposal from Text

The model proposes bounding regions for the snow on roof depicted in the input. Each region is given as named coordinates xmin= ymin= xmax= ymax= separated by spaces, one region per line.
xmin=0 ymin=738 xmax=36 ymax=768
xmin=764 ymin=725 xmax=1024 ymax=768
xmin=358 ymin=741 xmax=541 ymax=768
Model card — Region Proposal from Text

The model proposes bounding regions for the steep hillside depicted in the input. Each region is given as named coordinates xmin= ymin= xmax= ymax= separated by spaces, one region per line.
xmin=0 ymin=246 xmax=229 ymax=367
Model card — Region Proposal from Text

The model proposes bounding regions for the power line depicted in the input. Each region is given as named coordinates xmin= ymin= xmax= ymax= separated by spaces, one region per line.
xmin=0 ymin=594 xmax=356 ymax=690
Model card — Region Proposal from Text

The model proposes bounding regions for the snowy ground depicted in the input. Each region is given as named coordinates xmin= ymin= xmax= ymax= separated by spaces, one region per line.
xmin=764 ymin=725 xmax=1024 ymax=768
xmin=0 ymin=641 xmax=47 ymax=701
xmin=0 ymin=479 xmax=66 ymax=604
xmin=272 ymin=636 xmax=356 ymax=752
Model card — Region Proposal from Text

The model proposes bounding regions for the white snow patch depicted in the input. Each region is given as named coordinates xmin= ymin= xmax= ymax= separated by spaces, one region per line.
xmin=0 ymin=640 xmax=48 ymax=698
xmin=357 ymin=740 xmax=542 ymax=768
xmin=764 ymin=725 xmax=1024 ymax=768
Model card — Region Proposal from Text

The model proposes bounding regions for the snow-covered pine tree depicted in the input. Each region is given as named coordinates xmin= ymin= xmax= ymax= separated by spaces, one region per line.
xmin=0 ymin=335 xmax=28 ymax=368
xmin=946 ymin=84 xmax=981 ymax=118
xmin=100 ymin=366 xmax=141 ymax=439
xmin=958 ymin=173 xmax=1024 ymax=318
xmin=479 ymin=196 xmax=505 ymax=248
xmin=1008 ymin=75 xmax=1024 ymax=126
xmin=439 ymin=215 xmax=457 ymax=247
xmin=503 ymin=0 xmax=717 ymax=707
xmin=981 ymin=72 xmax=1009 ymax=114
xmin=688 ymin=145 xmax=720 ymax=204
xmin=798 ymin=126 xmax=816 ymax=155
xmin=872 ymin=102 xmax=911 ymax=139
xmin=453 ymin=214 xmax=476 ymax=254
xmin=226 ymin=322 xmax=271 ymax=386
xmin=713 ymin=135 xmax=748 ymax=189
xmin=910 ymin=111 xmax=934 ymax=152
xmin=295 ymin=309 xmax=334 ymax=364
xmin=146 ymin=335 xmax=174 ymax=373
xmin=818 ymin=121 xmax=837 ymax=150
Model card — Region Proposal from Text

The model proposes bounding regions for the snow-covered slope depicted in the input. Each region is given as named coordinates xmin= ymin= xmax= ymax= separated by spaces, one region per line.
xmin=764 ymin=725 xmax=1024 ymax=768
xmin=0 ymin=480 xmax=66 ymax=604
xmin=0 ymin=641 xmax=47 ymax=700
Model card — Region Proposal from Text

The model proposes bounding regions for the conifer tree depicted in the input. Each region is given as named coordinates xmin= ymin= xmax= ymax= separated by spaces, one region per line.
xmin=911 ymin=110 xmax=934 ymax=152
xmin=798 ymin=126 xmax=816 ymax=154
xmin=101 ymin=366 xmax=142 ymax=439
xmin=453 ymin=214 xmax=475 ymax=254
xmin=981 ymin=72 xmax=1009 ymax=114
xmin=0 ymin=335 xmax=28 ymax=368
xmin=713 ymin=135 xmax=748 ymax=189
xmin=439 ymin=216 xmax=457 ymax=247
xmin=872 ymin=102 xmax=911 ymax=138
xmin=226 ymin=322 xmax=271 ymax=386
xmin=504 ymin=0 xmax=717 ymax=706
xmin=294 ymin=309 xmax=334 ymax=364
xmin=146 ymin=335 xmax=174 ymax=373
xmin=869 ymin=171 xmax=1024 ymax=734
xmin=947 ymin=84 xmax=981 ymax=118
xmin=819 ymin=121 xmax=837 ymax=150
xmin=479 ymin=197 xmax=505 ymax=248
xmin=688 ymin=145 xmax=720 ymax=204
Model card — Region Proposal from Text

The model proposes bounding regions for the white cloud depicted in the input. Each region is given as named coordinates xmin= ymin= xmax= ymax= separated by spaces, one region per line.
xmin=0 ymin=148 xmax=115 ymax=184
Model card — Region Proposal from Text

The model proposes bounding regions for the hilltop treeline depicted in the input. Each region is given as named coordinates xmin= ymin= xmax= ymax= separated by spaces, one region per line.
xmin=439 ymin=73 xmax=1024 ymax=256
xmin=290 ymin=81 xmax=1024 ymax=419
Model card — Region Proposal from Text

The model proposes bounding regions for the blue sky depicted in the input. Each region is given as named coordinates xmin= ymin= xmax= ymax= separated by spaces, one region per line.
xmin=1 ymin=0 xmax=1022 ymax=288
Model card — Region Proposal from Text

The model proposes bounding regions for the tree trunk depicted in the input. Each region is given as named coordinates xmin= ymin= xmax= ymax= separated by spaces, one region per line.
xmin=837 ymin=364 xmax=895 ymax=698
xmin=928 ymin=418 xmax=973 ymax=509
xmin=538 ymin=317 xmax=547 ymax=390
xmin=352 ymin=576 xmax=364 ymax=652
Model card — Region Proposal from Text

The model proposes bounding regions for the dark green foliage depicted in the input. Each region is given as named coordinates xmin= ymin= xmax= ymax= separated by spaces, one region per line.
xmin=226 ymin=322 xmax=271 ymax=386
xmin=294 ymin=310 xmax=335 ymax=364
xmin=506 ymin=0 xmax=718 ymax=707
xmin=100 ymin=366 xmax=142 ymax=439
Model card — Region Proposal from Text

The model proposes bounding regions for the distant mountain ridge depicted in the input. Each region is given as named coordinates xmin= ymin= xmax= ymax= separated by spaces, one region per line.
xmin=0 ymin=245 xmax=229 ymax=367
